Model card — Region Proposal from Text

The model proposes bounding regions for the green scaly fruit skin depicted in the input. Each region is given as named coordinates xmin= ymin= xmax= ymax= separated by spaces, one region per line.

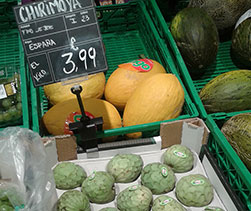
xmin=169 ymin=7 xmax=219 ymax=74
xmin=152 ymin=195 xmax=186 ymax=211
xmin=0 ymin=200 xmax=13 ymax=208
xmin=175 ymin=174 xmax=214 ymax=207
xmin=81 ymin=171 xmax=115 ymax=204
xmin=107 ymin=154 xmax=143 ymax=183
xmin=231 ymin=18 xmax=251 ymax=69
xmin=221 ymin=113 xmax=251 ymax=171
xmin=0 ymin=205 xmax=14 ymax=211
xmin=204 ymin=206 xmax=224 ymax=211
xmin=57 ymin=190 xmax=90 ymax=211
xmin=0 ymin=188 xmax=22 ymax=208
xmin=199 ymin=70 xmax=251 ymax=113
xmin=99 ymin=208 xmax=120 ymax=211
xmin=117 ymin=185 xmax=152 ymax=211
xmin=53 ymin=162 xmax=87 ymax=190
xmin=141 ymin=162 xmax=175 ymax=194
xmin=163 ymin=144 xmax=194 ymax=173
xmin=0 ymin=194 xmax=9 ymax=202
xmin=188 ymin=0 xmax=251 ymax=32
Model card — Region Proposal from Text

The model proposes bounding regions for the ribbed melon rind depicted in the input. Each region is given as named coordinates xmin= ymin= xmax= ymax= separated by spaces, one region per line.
xmin=199 ymin=70 xmax=251 ymax=113
xmin=231 ymin=18 xmax=251 ymax=69
xmin=221 ymin=113 xmax=251 ymax=171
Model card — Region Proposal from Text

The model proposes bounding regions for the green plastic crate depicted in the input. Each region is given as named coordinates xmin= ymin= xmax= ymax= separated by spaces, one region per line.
xmin=148 ymin=0 xmax=250 ymax=119
xmin=206 ymin=113 xmax=251 ymax=211
xmin=0 ymin=0 xmax=30 ymax=130
xmin=30 ymin=0 xmax=198 ymax=138
xmin=0 ymin=30 xmax=30 ymax=130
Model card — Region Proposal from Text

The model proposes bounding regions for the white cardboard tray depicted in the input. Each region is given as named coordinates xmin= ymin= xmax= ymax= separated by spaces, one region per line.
xmin=56 ymin=148 xmax=226 ymax=211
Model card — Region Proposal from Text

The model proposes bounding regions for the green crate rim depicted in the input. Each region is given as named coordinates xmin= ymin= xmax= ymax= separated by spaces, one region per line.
xmin=30 ymin=0 xmax=198 ymax=137
xmin=206 ymin=115 xmax=251 ymax=210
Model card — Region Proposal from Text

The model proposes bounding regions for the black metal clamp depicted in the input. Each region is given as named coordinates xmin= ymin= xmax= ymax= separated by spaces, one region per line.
xmin=69 ymin=85 xmax=103 ymax=153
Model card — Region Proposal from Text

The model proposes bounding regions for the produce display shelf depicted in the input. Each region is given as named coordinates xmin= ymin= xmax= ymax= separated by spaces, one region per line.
xmin=30 ymin=0 xmax=198 ymax=138
xmin=0 ymin=29 xmax=30 ymax=131
xmin=205 ymin=113 xmax=251 ymax=211
xmin=148 ymin=0 xmax=248 ymax=119
xmin=145 ymin=1 xmax=251 ymax=210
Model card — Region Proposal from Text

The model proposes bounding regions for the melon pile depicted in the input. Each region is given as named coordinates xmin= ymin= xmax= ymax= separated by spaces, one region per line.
xmin=42 ymin=58 xmax=185 ymax=140
xmin=167 ymin=0 xmax=251 ymax=77
xmin=166 ymin=0 xmax=251 ymax=114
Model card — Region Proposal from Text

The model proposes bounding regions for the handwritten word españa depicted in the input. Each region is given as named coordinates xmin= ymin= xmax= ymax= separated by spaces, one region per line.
xmin=28 ymin=39 xmax=56 ymax=51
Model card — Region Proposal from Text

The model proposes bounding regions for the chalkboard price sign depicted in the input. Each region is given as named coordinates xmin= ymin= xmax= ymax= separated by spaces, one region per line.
xmin=14 ymin=0 xmax=107 ymax=87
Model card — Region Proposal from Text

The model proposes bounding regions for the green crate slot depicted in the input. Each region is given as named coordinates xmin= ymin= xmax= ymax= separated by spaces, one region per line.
xmin=148 ymin=0 xmax=251 ymax=119
xmin=0 ymin=29 xmax=30 ymax=130
xmin=206 ymin=114 xmax=251 ymax=211
xmin=102 ymin=32 xmax=146 ymax=80
xmin=192 ymin=41 xmax=238 ymax=91
xmin=30 ymin=0 xmax=198 ymax=138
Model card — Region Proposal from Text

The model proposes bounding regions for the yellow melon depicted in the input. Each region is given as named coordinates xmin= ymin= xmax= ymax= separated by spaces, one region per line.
xmin=123 ymin=73 xmax=185 ymax=139
xmin=42 ymin=98 xmax=122 ymax=138
xmin=43 ymin=73 xmax=106 ymax=105
xmin=104 ymin=59 xmax=166 ymax=111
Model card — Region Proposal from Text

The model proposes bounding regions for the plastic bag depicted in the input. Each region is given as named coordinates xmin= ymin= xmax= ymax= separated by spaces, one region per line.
xmin=0 ymin=127 xmax=58 ymax=211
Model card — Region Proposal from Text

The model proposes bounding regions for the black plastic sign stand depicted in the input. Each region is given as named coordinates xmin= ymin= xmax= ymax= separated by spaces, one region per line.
xmin=70 ymin=85 xmax=103 ymax=153
xmin=13 ymin=0 xmax=107 ymax=87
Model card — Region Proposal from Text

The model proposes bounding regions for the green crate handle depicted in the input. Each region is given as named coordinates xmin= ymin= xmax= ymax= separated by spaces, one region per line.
xmin=96 ymin=114 xmax=192 ymax=138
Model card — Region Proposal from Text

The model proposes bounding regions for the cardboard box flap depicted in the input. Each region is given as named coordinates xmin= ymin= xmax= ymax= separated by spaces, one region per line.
xmin=43 ymin=135 xmax=77 ymax=168
xmin=160 ymin=118 xmax=209 ymax=154
xmin=55 ymin=135 xmax=77 ymax=162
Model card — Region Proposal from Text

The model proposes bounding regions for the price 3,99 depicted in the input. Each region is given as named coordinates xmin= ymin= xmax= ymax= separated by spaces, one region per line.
xmin=61 ymin=46 xmax=96 ymax=74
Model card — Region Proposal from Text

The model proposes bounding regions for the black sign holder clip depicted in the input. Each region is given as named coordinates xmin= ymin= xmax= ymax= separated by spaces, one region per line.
xmin=69 ymin=85 xmax=103 ymax=157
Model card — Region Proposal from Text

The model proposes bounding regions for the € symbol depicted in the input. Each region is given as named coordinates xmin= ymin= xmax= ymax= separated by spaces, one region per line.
xmin=70 ymin=37 xmax=79 ymax=51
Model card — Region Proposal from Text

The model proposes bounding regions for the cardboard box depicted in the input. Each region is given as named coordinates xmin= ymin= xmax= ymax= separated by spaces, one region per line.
xmin=44 ymin=118 xmax=241 ymax=210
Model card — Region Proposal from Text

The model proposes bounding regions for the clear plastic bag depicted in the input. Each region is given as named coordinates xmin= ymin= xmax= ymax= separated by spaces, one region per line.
xmin=0 ymin=127 xmax=58 ymax=211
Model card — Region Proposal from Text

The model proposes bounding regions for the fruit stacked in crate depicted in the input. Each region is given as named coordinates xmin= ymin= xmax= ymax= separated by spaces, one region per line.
xmin=156 ymin=0 xmax=251 ymax=118
xmin=42 ymin=59 xmax=185 ymax=141
xmin=0 ymin=0 xmax=29 ymax=130
xmin=0 ymin=74 xmax=22 ymax=126
xmin=32 ymin=0 xmax=200 ymax=142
